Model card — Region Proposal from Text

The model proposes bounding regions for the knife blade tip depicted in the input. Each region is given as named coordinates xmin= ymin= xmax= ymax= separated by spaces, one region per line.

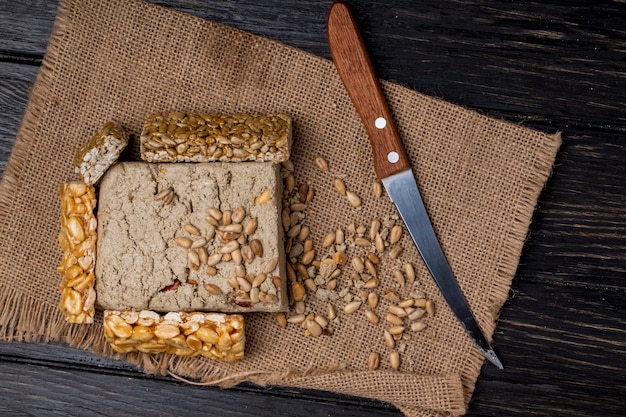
xmin=485 ymin=348 xmax=504 ymax=370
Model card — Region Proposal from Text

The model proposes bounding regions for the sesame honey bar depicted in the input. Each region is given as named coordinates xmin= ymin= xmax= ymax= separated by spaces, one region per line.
xmin=103 ymin=310 xmax=245 ymax=361
xmin=57 ymin=183 xmax=98 ymax=324
xmin=74 ymin=122 xmax=129 ymax=185
xmin=140 ymin=112 xmax=291 ymax=163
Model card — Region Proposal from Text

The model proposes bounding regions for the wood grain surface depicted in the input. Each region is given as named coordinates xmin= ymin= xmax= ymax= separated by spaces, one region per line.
xmin=1 ymin=1 xmax=625 ymax=416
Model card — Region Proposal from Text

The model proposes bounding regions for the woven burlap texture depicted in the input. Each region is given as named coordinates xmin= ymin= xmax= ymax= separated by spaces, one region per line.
xmin=0 ymin=1 xmax=561 ymax=416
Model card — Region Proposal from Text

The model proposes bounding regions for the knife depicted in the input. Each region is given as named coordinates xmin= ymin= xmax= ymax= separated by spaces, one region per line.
xmin=327 ymin=1 xmax=503 ymax=369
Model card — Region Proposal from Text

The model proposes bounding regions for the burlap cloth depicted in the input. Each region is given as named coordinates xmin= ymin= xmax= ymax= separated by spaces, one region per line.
xmin=0 ymin=0 xmax=561 ymax=415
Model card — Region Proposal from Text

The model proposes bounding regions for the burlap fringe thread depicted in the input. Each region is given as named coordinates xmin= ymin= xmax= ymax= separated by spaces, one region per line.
xmin=0 ymin=0 xmax=66 ymax=344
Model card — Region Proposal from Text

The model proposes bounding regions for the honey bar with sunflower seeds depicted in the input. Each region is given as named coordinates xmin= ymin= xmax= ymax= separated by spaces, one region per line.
xmin=140 ymin=112 xmax=291 ymax=163
xmin=74 ymin=121 xmax=129 ymax=185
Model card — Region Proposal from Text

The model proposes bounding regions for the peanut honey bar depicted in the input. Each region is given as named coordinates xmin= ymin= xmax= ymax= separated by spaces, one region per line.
xmin=103 ymin=310 xmax=244 ymax=361
xmin=57 ymin=183 xmax=97 ymax=323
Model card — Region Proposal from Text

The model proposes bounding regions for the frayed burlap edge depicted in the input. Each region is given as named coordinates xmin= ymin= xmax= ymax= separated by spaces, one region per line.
xmin=453 ymin=125 xmax=562 ymax=400
xmin=0 ymin=2 xmax=67 ymax=343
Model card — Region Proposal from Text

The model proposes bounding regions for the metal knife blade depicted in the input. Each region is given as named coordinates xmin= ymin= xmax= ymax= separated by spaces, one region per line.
xmin=383 ymin=171 xmax=503 ymax=369
xmin=327 ymin=0 xmax=503 ymax=369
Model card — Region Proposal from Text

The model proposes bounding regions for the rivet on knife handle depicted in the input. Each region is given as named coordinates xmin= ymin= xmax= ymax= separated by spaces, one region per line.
xmin=326 ymin=0 xmax=410 ymax=180
xmin=327 ymin=1 xmax=503 ymax=370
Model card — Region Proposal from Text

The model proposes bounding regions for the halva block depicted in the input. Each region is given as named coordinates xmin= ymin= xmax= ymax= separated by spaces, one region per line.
xmin=95 ymin=161 xmax=287 ymax=313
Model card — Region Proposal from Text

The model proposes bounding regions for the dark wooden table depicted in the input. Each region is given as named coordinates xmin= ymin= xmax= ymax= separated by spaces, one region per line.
xmin=1 ymin=1 xmax=625 ymax=416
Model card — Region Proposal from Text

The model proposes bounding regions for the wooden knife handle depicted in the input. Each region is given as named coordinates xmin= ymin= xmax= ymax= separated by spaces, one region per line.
xmin=327 ymin=1 xmax=411 ymax=179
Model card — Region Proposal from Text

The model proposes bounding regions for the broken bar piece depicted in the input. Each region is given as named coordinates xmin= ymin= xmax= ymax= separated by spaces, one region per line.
xmin=74 ymin=121 xmax=129 ymax=185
